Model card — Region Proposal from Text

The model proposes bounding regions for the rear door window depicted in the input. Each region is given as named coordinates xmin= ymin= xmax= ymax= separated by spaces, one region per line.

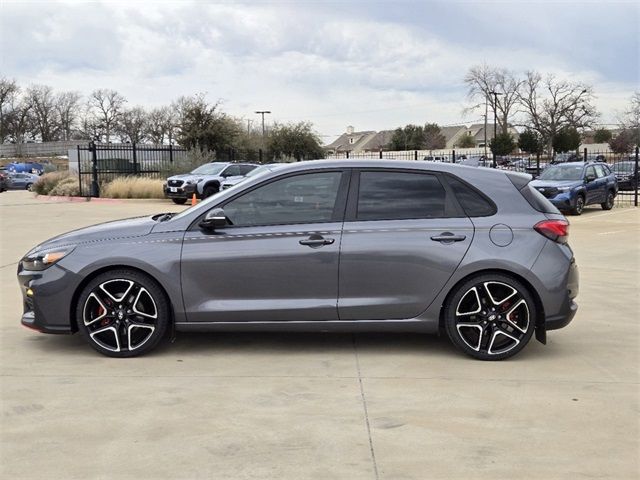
xmin=356 ymin=171 xmax=452 ymax=220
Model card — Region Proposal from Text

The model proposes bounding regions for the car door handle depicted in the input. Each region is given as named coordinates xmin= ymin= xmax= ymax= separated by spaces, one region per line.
xmin=431 ymin=232 xmax=467 ymax=243
xmin=299 ymin=235 xmax=335 ymax=248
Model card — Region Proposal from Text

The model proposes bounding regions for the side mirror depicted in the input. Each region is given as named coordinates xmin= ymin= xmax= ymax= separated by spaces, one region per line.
xmin=199 ymin=208 xmax=227 ymax=231
xmin=585 ymin=174 xmax=596 ymax=183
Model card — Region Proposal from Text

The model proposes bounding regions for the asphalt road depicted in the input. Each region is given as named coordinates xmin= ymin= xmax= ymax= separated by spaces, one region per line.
xmin=1 ymin=190 xmax=638 ymax=479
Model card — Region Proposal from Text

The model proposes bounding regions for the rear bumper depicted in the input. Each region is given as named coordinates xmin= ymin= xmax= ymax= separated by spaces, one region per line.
xmin=544 ymin=257 xmax=579 ymax=331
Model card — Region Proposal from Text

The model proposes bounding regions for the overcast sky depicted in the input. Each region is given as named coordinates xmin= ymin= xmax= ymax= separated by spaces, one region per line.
xmin=1 ymin=0 xmax=638 ymax=141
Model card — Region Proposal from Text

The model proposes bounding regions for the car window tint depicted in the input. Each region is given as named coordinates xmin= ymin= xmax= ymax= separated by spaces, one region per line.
xmin=224 ymin=172 xmax=342 ymax=226
xmin=594 ymin=165 xmax=607 ymax=177
xmin=223 ymin=165 xmax=242 ymax=177
xmin=356 ymin=172 xmax=448 ymax=220
xmin=446 ymin=176 xmax=496 ymax=217
xmin=585 ymin=166 xmax=596 ymax=179
xmin=239 ymin=165 xmax=256 ymax=175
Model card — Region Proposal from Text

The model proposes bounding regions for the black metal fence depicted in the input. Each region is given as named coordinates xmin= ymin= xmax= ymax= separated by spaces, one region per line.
xmin=328 ymin=147 xmax=639 ymax=207
xmin=76 ymin=142 xmax=188 ymax=197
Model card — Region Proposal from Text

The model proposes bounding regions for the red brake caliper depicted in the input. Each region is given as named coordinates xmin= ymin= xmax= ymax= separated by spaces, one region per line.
xmin=97 ymin=305 xmax=109 ymax=326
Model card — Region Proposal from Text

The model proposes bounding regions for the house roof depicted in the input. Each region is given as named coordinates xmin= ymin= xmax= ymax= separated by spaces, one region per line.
xmin=324 ymin=131 xmax=375 ymax=151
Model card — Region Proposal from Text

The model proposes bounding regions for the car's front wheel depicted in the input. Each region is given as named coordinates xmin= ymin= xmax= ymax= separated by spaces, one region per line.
xmin=444 ymin=274 xmax=537 ymax=360
xmin=570 ymin=194 xmax=585 ymax=215
xmin=76 ymin=270 xmax=170 ymax=357
xmin=172 ymin=198 xmax=187 ymax=205
xmin=601 ymin=191 xmax=615 ymax=210
xmin=202 ymin=184 xmax=219 ymax=198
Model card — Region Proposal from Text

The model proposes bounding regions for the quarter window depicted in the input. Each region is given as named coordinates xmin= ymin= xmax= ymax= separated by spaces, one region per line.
xmin=446 ymin=176 xmax=496 ymax=217
xmin=356 ymin=171 xmax=449 ymax=220
xmin=224 ymin=172 xmax=342 ymax=227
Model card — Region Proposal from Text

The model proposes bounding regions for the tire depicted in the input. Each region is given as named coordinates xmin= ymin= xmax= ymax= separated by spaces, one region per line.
xmin=26 ymin=183 xmax=32 ymax=191
xmin=172 ymin=198 xmax=187 ymax=205
xmin=443 ymin=273 xmax=537 ymax=361
xmin=570 ymin=194 xmax=585 ymax=215
xmin=202 ymin=184 xmax=219 ymax=198
xmin=600 ymin=191 xmax=614 ymax=210
xmin=75 ymin=269 xmax=170 ymax=358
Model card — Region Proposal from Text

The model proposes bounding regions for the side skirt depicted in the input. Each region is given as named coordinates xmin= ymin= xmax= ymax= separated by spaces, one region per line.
xmin=174 ymin=319 xmax=439 ymax=334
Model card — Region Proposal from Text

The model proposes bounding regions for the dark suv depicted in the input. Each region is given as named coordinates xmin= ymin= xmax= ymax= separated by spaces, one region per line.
xmin=530 ymin=162 xmax=618 ymax=215
xmin=19 ymin=160 xmax=579 ymax=360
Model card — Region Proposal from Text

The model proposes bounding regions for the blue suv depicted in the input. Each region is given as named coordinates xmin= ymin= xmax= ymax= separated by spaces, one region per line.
xmin=530 ymin=162 xmax=618 ymax=215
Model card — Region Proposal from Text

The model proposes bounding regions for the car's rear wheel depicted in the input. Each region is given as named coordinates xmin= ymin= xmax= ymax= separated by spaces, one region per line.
xmin=76 ymin=270 xmax=170 ymax=357
xmin=570 ymin=194 xmax=585 ymax=215
xmin=26 ymin=183 xmax=33 ymax=191
xmin=172 ymin=198 xmax=187 ymax=205
xmin=601 ymin=191 xmax=615 ymax=210
xmin=444 ymin=274 xmax=536 ymax=360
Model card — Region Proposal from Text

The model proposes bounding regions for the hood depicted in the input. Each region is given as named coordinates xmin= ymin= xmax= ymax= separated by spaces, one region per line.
xmin=30 ymin=216 xmax=157 ymax=253
xmin=167 ymin=173 xmax=201 ymax=181
xmin=530 ymin=179 xmax=582 ymax=188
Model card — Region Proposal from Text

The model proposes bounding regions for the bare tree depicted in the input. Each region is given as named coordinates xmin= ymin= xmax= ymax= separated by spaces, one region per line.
xmin=145 ymin=106 xmax=172 ymax=144
xmin=0 ymin=77 xmax=20 ymax=142
xmin=464 ymin=64 xmax=523 ymax=134
xmin=116 ymin=106 xmax=147 ymax=143
xmin=5 ymin=96 xmax=34 ymax=143
xmin=55 ymin=91 xmax=82 ymax=140
xmin=517 ymin=71 xmax=599 ymax=154
xmin=87 ymin=89 xmax=126 ymax=143
xmin=25 ymin=84 xmax=59 ymax=141
xmin=619 ymin=91 xmax=640 ymax=129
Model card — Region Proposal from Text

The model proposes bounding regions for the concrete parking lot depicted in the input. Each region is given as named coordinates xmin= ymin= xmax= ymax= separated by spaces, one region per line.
xmin=1 ymin=190 xmax=638 ymax=480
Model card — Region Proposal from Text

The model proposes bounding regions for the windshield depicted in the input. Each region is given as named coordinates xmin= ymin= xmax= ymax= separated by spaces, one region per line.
xmin=612 ymin=162 xmax=634 ymax=173
xmin=190 ymin=163 xmax=226 ymax=175
xmin=539 ymin=164 xmax=584 ymax=181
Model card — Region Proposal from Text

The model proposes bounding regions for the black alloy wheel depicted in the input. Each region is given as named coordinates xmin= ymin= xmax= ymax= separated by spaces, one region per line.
xmin=444 ymin=274 xmax=536 ymax=360
xmin=76 ymin=270 xmax=170 ymax=357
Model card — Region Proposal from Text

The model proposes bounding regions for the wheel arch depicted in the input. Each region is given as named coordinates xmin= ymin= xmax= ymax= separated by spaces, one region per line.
xmin=69 ymin=264 xmax=176 ymax=333
xmin=438 ymin=268 xmax=545 ymax=333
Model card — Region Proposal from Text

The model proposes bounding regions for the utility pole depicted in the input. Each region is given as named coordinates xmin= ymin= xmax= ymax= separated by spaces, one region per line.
xmin=489 ymin=91 xmax=502 ymax=168
xmin=254 ymin=110 xmax=271 ymax=138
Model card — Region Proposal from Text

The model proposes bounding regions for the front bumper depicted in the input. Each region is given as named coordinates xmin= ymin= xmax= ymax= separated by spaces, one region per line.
xmin=547 ymin=192 xmax=575 ymax=210
xmin=18 ymin=262 xmax=82 ymax=334
xmin=163 ymin=183 xmax=197 ymax=199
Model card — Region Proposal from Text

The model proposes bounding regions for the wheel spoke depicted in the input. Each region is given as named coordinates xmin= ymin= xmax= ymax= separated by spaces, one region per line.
xmin=89 ymin=326 xmax=120 ymax=352
xmin=99 ymin=279 xmax=135 ymax=304
xmin=505 ymin=299 xmax=530 ymax=333
xmin=127 ymin=322 xmax=155 ymax=351
xmin=483 ymin=282 xmax=517 ymax=306
xmin=487 ymin=327 xmax=520 ymax=355
xmin=83 ymin=293 xmax=108 ymax=326
xmin=456 ymin=287 xmax=482 ymax=316
xmin=456 ymin=322 xmax=484 ymax=351
xmin=132 ymin=288 xmax=158 ymax=319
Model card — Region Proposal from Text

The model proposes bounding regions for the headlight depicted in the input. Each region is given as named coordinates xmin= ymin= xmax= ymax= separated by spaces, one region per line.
xmin=21 ymin=245 xmax=75 ymax=271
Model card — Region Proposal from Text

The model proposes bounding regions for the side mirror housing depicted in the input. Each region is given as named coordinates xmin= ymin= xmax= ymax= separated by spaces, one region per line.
xmin=585 ymin=174 xmax=596 ymax=183
xmin=199 ymin=208 xmax=227 ymax=231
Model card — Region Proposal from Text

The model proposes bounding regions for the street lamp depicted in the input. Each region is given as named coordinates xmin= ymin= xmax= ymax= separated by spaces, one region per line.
xmin=254 ymin=110 xmax=271 ymax=138
xmin=489 ymin=91 xmax=502 ymax=168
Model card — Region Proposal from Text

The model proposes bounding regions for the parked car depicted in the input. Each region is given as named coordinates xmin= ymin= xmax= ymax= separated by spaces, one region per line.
xmin=163 ymin=162 xmax=258 ymax=204
xmin=18 ymin=160 xmax=578 ymax=361
xmin=459 ymin=155 xmax=491 ymax=167
xmin=8 ymin=172 xmax=40 ymax=190
xmin=0 ymin=170 xmax=8 ymax=192
xmin=5 ymin=161 xmax=44 ymax=174
xmin=551 ymin=153 xmax=581 ymax=165
xmin=530 ymin=162 xmax=618 ymax=215
xmin=610 ymin=161 xmax=639 ymax=191
xmin=221 ymin=163 xmax=288 ymax=190
xmin=424 ymin=155 xmax=447 ymax=162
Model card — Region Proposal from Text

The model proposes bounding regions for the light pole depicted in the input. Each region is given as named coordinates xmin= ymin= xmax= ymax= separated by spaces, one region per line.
xmin=254 ymin=110 xmax=271 ymax=138
xmin=489 ymin=91 xmax=502 ymax=168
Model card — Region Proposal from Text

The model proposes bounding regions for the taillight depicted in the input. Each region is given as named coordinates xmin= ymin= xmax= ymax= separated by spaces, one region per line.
xmin=534 ymin=220 xmax=569 ymax=244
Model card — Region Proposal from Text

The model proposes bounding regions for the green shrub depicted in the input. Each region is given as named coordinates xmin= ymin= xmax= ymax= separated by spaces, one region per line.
xmin=32 ymin=171 xmax=71 ymax=195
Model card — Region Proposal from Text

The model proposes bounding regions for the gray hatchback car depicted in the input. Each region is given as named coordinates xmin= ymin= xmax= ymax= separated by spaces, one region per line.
xmin=18 ymin=160 xmax=578 ymax=360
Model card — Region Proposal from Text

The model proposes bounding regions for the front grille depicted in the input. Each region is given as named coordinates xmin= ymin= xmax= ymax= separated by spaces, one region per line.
xmin=168 ymin=179 xmax=184 ymax=187
xmin=537 ymin=187 xmax=558 ymax=198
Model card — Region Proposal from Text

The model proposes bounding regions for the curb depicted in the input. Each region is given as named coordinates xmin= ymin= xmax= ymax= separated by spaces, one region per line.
xmin=35 ymin=195 xmax=123 ymax=203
